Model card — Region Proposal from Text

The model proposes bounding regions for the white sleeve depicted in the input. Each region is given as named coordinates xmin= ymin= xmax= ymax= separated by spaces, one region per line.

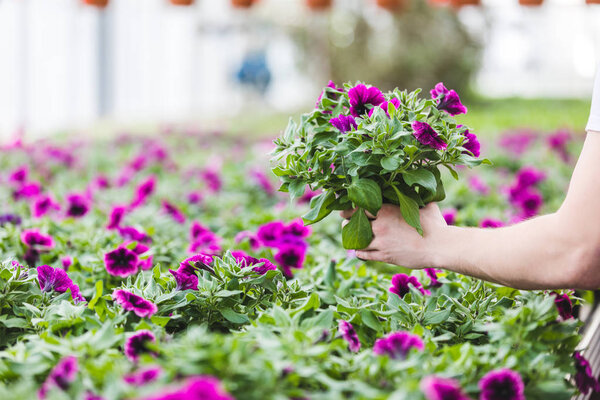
xmin=587 ymin=69 xmax=600 ymax=133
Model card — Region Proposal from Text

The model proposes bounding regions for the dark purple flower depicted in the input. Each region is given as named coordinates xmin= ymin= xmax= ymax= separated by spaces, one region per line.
xmin=61 ymin=256 xmax=72 ymax=271
xmin=187 ymin=191 xmax=203 ymax=205
xmin=13 ymin=181 xmax=42 ymax=201
xmin=552 ymin=292 xmax=573 ymax=320
xmin=515 ymin=167 xmax=545 ymax=188
xmin=32 ymin=195 xmax=61 ymax=218
xmin=574 ymin=351 xmax=600 ymax=394
xmin=338 ymin=320 xmax=360 ymax=352
xmin=430 ymin=82 xmax=467 ymax=116
xmin=140 ymin=375 xmax=234 ymax=400
xmin=0 ymin=213 xmax=22 ymax=226
xmin=37 ymin=265 xmax=84 ymax=302
xmin=468 ymin=175 xmax=489 ymax=195
xmin=478 ymin=369 xmax=525 ymax=400
xmin=118 ymin=226 xmax=152 ymax=245
xmin=8 ymin=166 xmax=28 ymax=184
xmin=179 ymin=253 xmax=214 ymax=276
xmin=348 ymin=84 xmax=385 ymax=117
xmin=256 ymin=221 xmax=286 ymax=247
xmin=547 ymin=129 xmax=571 ymax=162
xmin=373 ymin=331 xmax=424 ymax=359
xmin=390 ymin=273 xmax=430 ymax=298
xmin=252 ymin=258 xmax=278 ymax=275
xmin=169 ymin=268 xmax=199 ymax=291
xmin=330 ymin=115 xmax=358 ymax=133
xmin=113 ymin=289 xmax=157 ymax=318
xmin=125 ymin=330 xmax=157 ymax=362
xmin=107 ymin=205 xmax=127 ymax=230
xmin=480 ymin=218 xmax=504 ymax=228
xmin=201 ymin=169 xmax=222 ymax=192
xmin=282 ymin=219 xmax=312 ymax=239
xmin=420 ymin=376 xmax=471 ymax=400
xmin=65 ymin=194 xmax=90 ymax=218
xmin=39 ymin=356 xmax=78 ymax=399
xmin=25 ymin=248 xmax=41 ymax=266
xmin=105 ymin=247 xmax=139 ymax=278
xmin=162 ymin=200 xmax=186 ymax=224
xmin=274 ymin=242 xmax=306 ymax=278
xmin=442 ymin=209 xmax=457 ymax=225
xmin=425 ymin=268 xmax=443 ymax=288
xmin=462 ymin=129 xmax=480 ymax=157
xmin=21 ymin=229 xmax=54 ymax=248
xmin=130 ymin=176 xmax=156 ymax=208
xmin=516 ymin=189 xmax=543 ymax=219
xmin=412 ymin=121 xmax=447 ymax=151
xmin=369 ymin=97 xmax=401 ymax=118
xmin=124 ymin=366 xmax=162 ymax=386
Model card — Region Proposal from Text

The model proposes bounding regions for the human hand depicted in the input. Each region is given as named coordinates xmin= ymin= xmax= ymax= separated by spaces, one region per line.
xmin=341 ymin=203 xmax=447 ymax=268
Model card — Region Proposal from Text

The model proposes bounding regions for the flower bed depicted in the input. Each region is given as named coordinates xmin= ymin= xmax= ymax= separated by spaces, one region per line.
xmin=0 ymin=120 xmax=594 ymax=399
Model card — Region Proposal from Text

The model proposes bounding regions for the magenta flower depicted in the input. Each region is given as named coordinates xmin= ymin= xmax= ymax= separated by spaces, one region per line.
xmin=105 ymin=247 xmax=140 ymax=278
xmin=125 ymin=330 xmax=157 ymax=362
xmin=498 ymin=130 xmax=537 ymax=156
xmin=190 ymin=221 xmax=211 ymax=241
xmin=298 ymin=187 xmax=321 ymax=204
xmin=256 ymin=221 xmax=285 ymax=247
xmin=201 ymin=169 xmax=222 ymax=192
xmin=420 ymin=376 xmax=471 ymax=400
xmin=316 ymin=80 xmax=342 ymax=108
xmin=250 ymin=170 xmax=275 ymax=195
xmin=552 ymin=292 xmax=573 ymax=320
xmin=442 ymin=208 xmax=457 ymax=225
xmin=140 ymin=376 xmax=234 ymax=400
xmin=282 ymin=219 xmax=312 ymax=239
xmin=21 ymin=229 xmax=54 ymax=249
xmin=574 ymin=351 xmax=600 ymax=394
xmin=187 ymin=191 xmax=203 ymax=204
xmin=37 ymin=265 xmax=84 ymax=302
xmin=13 ymin=181 xmax=42 ymax=201
xmin=425 ymin=268 xmax=442 ymax=288
xmin=32 ymin=195 xmax=61 ymax=218
xmin=0 ymin=213 xmax=22 ymax=226
xmin=516 ymin=167 xmax=545 ymax=188
xmin=516 ymin=189 xmax=543 ymax=219
xmin=124 ymin=366 xmax=162 ymax=386
xmin=65 ymin=194 xmax=90 ymax=218
xmin=253 ymin=258 xmax=278 ymax=275
xmin=113 ymin=289 xmax=157 ymax=318
xmin=373 ymin=331 xmax=424 ymax=359
xmin=231 ymin=250 xmax=259 ymax=267
xmin=338 ymin=320 xmax=360 ymax=352
xmin=348 ymin=84 xmax=385 ymax=117
xmin=480 ymin=218 xmax=504 ymax=228
xmin=130 ymin=175 xmax=156 ymax=208
xmin=162 ymin=200 xmax=186 ymax=224
xmin=61 ymin=256 xmax=72 ymax=271
xmin=462 ymin=129 xmax=481 ymax=157
xmin=468 ymin=175 xmax=489 ymax=195
xmin=180 ymin=253 xmax=214 ymax=273
xmin=234 ymin=231 xmax=261 ymax=250
xmin=369 ymin=97 xmax=401 ymax=118
xmin=430 ymin=82 xmax=467 ymax=116
xmin=411 ymin=121 xmax=447 ymax=151
xmin=274 ymin=242 xmax=306 ymax=278
xmin=188 ymin=231 xmax=221 ymax=255
xmin=38 ymin=356 xmax=78 ymax=399
xmin=330 ymin=115 xmax=358 ymax=133
xmin=478 ymin=369 xmax=525 ymax=400
xmin=8 ymin=166 xmax=28 ymax=184
xmin=547 ymin=129 xmax=571 ymax=162
xmin=390 ymin=273 xmax=430 ymax=298
xmin=107 ymin=205 xmax=127 ymax=230
xmin=118 ymin=226 xmax=152 ymax=245
xmin=169 ymin=268 xmax=199 ymax=291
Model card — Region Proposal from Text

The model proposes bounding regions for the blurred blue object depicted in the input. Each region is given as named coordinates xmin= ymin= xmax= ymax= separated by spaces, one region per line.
xmin=236 ymin=50 xmax=271 ymax=94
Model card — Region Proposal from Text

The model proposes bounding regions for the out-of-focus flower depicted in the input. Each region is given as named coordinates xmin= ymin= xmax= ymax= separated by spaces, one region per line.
xmin=32 ymin=195 xmax=61 ymax=218
xmin=442 ymin=209 xmax=457 ymax=225
xmin=547 ymin=129 xmax=572 ymax=162
xmin=37 ymin=265 xmax=84 ymax=302
xmin=113 ymin=289 xmax=158 ymax=318
xmin=425 ymin=268 xmax=443 ymax=288
xmin=373 ymin=331 xmax=424 ymax=359
xmin=162 ymin=200 xmax=186 ymax=224
xmin=0 ymin=213 xmax=22 ymax=226
xmin=478 ymin=369 xmax=525 ymax=400
xmin=130 ymin=176 xmax=156 ymax=208
xmin=107 ymin=205 xmax=127 ymax=230
xmin=124 ymin=330 xmax=157 ymax=362
xmin=139 ymin=375 xmax=234 ymax=400
xmin=21 ymin=229 xmax=54 ymax=249
xmin=389 ymin=273 xmax=430 ymax=298
xmin=65 ymin=193 xmax=90 ymax=218
xmin=338 ymin=320 xmax=361 ymax=353
xmin=479 ymin=218 xmax=504 ymax=228
xmin=574 ymin=351 xmax=600 ymax=394
xmin=124 ymin=366 xmax=162 ymax=386
xmin=552 ymin=292 xmax=574 ymax=320
xmin=420 ymin=376 xmax=471 ymax=400
xmin=274 ymin=242 xmax=306 ymax=278
xmin=38 ymin=356 xmax=78 ymax=399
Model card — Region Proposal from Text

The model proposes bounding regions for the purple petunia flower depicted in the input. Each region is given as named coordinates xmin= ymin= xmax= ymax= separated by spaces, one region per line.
xmin=338 ymin=320 xmax=361 ymax=352
xmin=107 ymin=205 xmax=127 ymax=230
xmin=574 ymin=351 xmax=600 ymax=394
xmin=516 ymin=188 xmax=543 ymax=219
xmin=8 ymin=166 xmax=28 ymax=184
xmin=231 ymin=250 xmax=259 ymax=267
xmin=478 ymin=369 xmax=525 ymax=400
xmin=187 ymin=191 xmax=203 ymax=205
xmin=200 ymin=169 xmax=222 ymax=192
xmin=113 ymin=289 xmax=157 ymax=318
xmin=118 ymin=226 xmax=152 ymax=245
xmin=425 ymin=268 xmax=443 ymax=288
xmin=256 ymin=221 xmax=286 ymax=247
xmin=330 ymin=115 xmax=358 ymax=134
xmin=169 ymin=267 xmax=199 ymax=291
xmin=373 ymin=331 xmax=424 ymax=359
xmin=412 ymin=121 xmax=447 ymax=151
xmin=140 ymin=375 xmax=234 ymax=400
xmin=252 ymin=258 xmax=278 ymax=275
xmin=462 ymin=129 xmax=481 ymax=158
xmin=130 ymin=176 xmax=156 ymax=208
xmin=420 ymin=376 xmax=471 ymax=400
xmin=125 ymin=330 xmax=157 ymax=362
xmin=21 ymin=229 xmax=54 ymax=248
xmin=124 ymin=366 xmax=162 ymax=386
xmin=552 ymin=292 xmax=574 ymax=320
xmin=234 ymin=231 xmax=261 ymax=250
xmin=13 ymin=181 xmax=42 ymax=201
xmin=37 ymin=265 xmax=84 ymax=302
xmin=390 ymin=273 xmax=430 ymax=299
xmin=369 ymin=97 xmax=401 ymax=118
xmin=348 ymin=84 xmax=385 ymax=117
xmin=162 ymin=200 xmax=186 ymax=224
xmin=442 ymin=208 xmax=457 ymax=225
xmin=547 ymin=129 xmax=571 ymax=162
xmin=480 ymin=218 xmax=504 ymax=228
xmin=299 ymin=186 xmax=321 ymax=204
xmin=282 ymin=219 xmax=312 ymax=239
xmin=105 ymin=246 xmax=140 ymax=278
xmin=499 ymin=130 xmax=537 ymax=156
xmin=316 ymin=80 xmax=342 ymax=109
xmin=430 ymin=82 xmax=467 ymax=116
xmin=65 ymin=193 xmax=90 ymax=218
xmin=32 ymin=195 xmax=61 ymax=218
xmin=38 ymin=356 xmax=79 ymax=399
xmin=274 ymin=242 xmax=306 ymax=278
xmin=468 ymin=175 xmax=489 ymax=195
xmin=515 ymin=167 xmax=546 ymax=188
xmin=188 ymin=231 xmax=221 ymax=255
xmin=250 ymin=169 xmax=275 ymax=195
xmin=61 ymin=256 xmax=72 ymax=271
xmin=0 ymin=213 xmax=22 ymax=226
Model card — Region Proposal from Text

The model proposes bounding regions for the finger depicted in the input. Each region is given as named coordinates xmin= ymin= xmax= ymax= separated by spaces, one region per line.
xmin=364 ymin=209 xmax=377 ymax=220
xmin=340 ymin=207 xmax=357 ymax=220
xmin=355 ymin=250 xmax=383 ymax=262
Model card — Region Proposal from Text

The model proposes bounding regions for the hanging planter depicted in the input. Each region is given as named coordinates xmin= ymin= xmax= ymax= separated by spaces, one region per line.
xmin=306 ymin=0 xmax=332 ymax=10
xmin=82 ymin=0 xmax=109 ymax=7
xmin=449 ymin=0 xmax=481 ymax=6
xmin=376 ymin=0 xmax=406 ymax=12
xmin=170 ymin=0 xmax=194 ymax=5
xmin=519 ymin=0 xmax=543 ymax=5
xmin=231 ymin=0 xmax=255 ymax=8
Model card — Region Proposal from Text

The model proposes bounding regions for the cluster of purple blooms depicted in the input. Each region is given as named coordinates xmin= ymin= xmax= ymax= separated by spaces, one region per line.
xmin=21 ymin=229 xmax=55 ymax=265
xmin=499 ymin=128 xmax=573 ymax=163
xmin=140 ymin=375 xmax=234 ymax=400
xmin=38 ymin=356 xmax=79 ymax=399
xmin=508 ymin=166 xmax=545 ymax=220
xmin=37 ymin=265 xmax=84 ymax=303
xmin=104 ymin=243 xmax=153 ymax=278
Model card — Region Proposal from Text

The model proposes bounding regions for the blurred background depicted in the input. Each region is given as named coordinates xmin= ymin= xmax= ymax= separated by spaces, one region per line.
xmin=0 ymin=0 xmax=599 ymax=140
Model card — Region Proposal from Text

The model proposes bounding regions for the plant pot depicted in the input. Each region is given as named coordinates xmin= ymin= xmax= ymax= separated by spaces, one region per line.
xmin=376 ymin=0 xmax=406 ymax=12
xmin=170 ymin=0 xmax=194 ymax=5
xmin=231 ymin=0 xmax=255 ymax=8
xmin=519 ymin=0 xmax=543 ymax=5
xmin=449 ymin=0 xmax=481 ymax=7
xmin=306 ymin=0 xmax=332 ymax=10
xmin=82 ymin=0 xmax=109 ymax=7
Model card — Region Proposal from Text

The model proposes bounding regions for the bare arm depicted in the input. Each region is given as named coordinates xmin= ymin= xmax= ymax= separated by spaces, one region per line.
xmin=354 ymin=132 xmax=600 ymax=290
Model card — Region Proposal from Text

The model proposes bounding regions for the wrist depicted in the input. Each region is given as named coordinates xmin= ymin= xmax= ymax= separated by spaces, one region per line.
xmin=425 ymin=224 xmax=457 ymax=269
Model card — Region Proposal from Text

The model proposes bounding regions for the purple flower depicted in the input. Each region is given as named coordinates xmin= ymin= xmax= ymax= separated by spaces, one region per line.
xmin=442 ymin=208 xmax=457 ymax=225
xmin=0 ymin=213 xmax=22 ymax=226
xmin=140 ymin=375 xmax=234 ymax=400
xmin=61 ymin=256 xmax=72 ymax=271
xmin=188 ymin=231 xmax=221 ymax=255
xmin=162 ymin=200 xmax=186 ymax=224
xmin=515 ymin=167 xmax=545 ymax=188
xmin=130 ymin=176 xmax=156 ymax=208
xmin=13 ymin=181 xmax=42 ymax=201
xmin=348 ymin=84 xmax=385 ymax=117
xmin=8 ymin=166 xmax=28 ymax=184
xmin=369 ymin=97 xmax=401 ymax=118
xmin=250 ymin=170 xmax=275 ymax=195
xmin=420 ymin=376 xmax=471 ymax=400
xmin=462 ymin=129 xmax=480 ymax=157
xmin=118 ymin=226 xmax=152 ymax=245
xmin=231 ymin=250 xmax=259 ymax=267
xmin=480 ymin=218 xmax=504 ymax=228
xmin=124 ymin=366 xmax=162 ymax=386
xmin=190 ymin=221 xmax=211 ymax=241
xmin=430 ymin=82 xmax=467 ymax=116
xmin=256 ymin=221 xmax=286 ymax=247
xmin=425 ymin=268 xmax=442 ymax=288
xmin=299 ymin=187 xmax=321 ymax=204
xmin=107 ymin=205 xmax=127 ymax=230
xmin=21 ymin=229 xmax=54 ymax=248
xmin=179 ymin=253 xmax=215 ymax=276
xmin=234 ymin=231 xmax=261 ymax=250
xmin=113 ymin=289 xmax=157 ymax=318
xmin=468 ymin=175 xmax=489 ymax=195
xmin=338 ymin=320 xmax=360 ymax=352
xmin=373 ymin=331 xmax=424 ymax=359
xmin=32 ymin=195 xmax=61 ymax=218
xmin=201 ymin=169 xmax=222 ymax=192
xmin=65 ymin=193 xmax=90 ymax=218
xmin=37 ymin=265 xmax=84 ymax=302
xmin=330 ymin=115 xmax=358 ymax=133
xmin=274 ymin=242 xmax=306 ymax=278
xmin=38 ymin=356 xmax=78 ymax=399
xmin=547 ymin=129 xmax=571 ymax=162
xmin=411 ymin=121 xmax=447 ymax=151
xmin=252 ymin=258 xmax=278 ymax=275
xmin=316 ymin=80 xmax=342 ymax=109
xmin=552 ymin=292 xmax=573 ymax=320
xmin=169 ymin=268 xmax=199 ymax=291
xmin=125 ymin=330 xmax=157 ymax=362
xmin=390 ymin=273 xmax=430 ymax=298
xmin=187 ymin=191 xmax=203 ymax=204
xmin=498 ymin=130 xmax=537 ymax=156
xmin=478 ymin=369 xmax=525 ymax=400
xmin=283 ymin=219 xmax=312 ymax=239
xmin=574 ymin=351 xmax=600 ymax=394
xmin=516 ymin=188 xmax=543 ymax=219
xmin=105 ymin=246 xmax=140 ymax=278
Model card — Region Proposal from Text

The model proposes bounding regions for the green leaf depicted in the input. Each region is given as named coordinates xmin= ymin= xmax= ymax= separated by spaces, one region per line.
xmin=342 ymin=208 xmax=373 ymax=250
xmin=347 ymin=178 xmax=382 ymax=216
xmin=422 ymin=309 xmax=451 ymax=325
xmin=359 ymin=309 xmax=382 ymax=332
xmin=150 ymin=315 xmax=171 ymax=327
xmin=391 ymin=185 xmax=422 ymax=235
xmin=403 ymin=169 xmax=437 ymax=193
xmin=302 ymin=191 xmax=335 ymax=225
xmin=220 ymin=308 xmax=250 ymax=324
xmin=87 ymin=280 xmax=103 ymax=310
xmin=380 ymin=156 xmax=400 ymax=171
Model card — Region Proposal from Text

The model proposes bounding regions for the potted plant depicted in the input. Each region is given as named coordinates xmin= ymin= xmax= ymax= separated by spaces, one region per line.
xmin=307 ymin=0 xmax=332 ymax=10
xmin=170 ymin=0 xmax=194 ymax=5
xmin=82 ymin=0 xmax=108 ymax=7
xmin=376 ymin=0 xmax=406 ymax=12
xmin=519 ymin=0 xmax=543 ymax=5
